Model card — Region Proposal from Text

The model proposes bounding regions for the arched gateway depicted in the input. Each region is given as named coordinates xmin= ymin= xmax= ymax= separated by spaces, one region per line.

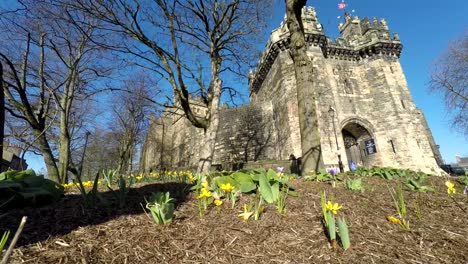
xmin=341 ymin=118 xmax=375 ymax=167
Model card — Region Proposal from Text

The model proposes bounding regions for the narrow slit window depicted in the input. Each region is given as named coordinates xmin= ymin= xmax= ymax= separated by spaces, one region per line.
xmin=389 ymin=140 xmax=396 ymax=153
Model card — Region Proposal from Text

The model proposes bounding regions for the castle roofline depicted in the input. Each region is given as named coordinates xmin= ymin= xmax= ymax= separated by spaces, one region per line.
xmin=249 ymin=6 xmax=402 ymax=95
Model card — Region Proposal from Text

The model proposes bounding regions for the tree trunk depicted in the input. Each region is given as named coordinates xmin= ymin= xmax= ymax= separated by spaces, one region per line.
xmin=285 ymin=0 xmax=324 ymax=174
xmin=34 ymin=129 xmax=60 ymax=182
xmin=0 ymin=63 xmax=4 ymax=169
xmin=197 ymin=77 xmax=222 ymax=174
xmin=57 ymin=116 xmax=70 ymax=184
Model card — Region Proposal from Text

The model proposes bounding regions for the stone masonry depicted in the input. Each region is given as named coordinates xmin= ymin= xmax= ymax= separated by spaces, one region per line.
xmin=141 ymin=7 xmax=443 ymax=174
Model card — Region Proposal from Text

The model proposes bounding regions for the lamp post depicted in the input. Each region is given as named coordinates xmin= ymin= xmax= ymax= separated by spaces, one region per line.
xmin=328 ymin=107 xmax=344 ymax=173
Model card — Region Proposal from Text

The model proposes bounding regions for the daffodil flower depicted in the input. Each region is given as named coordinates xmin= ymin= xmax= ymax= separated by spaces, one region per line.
xmin=387 ymin=216 xmax=402 ymax=225
xmin=220 ymin=183 xmax=236 ymax=193
xmin=197 ymin=188 xmax=212 ymax=199
xmin=326 ymin=201 xmax=342 ymax=215
xmin=214 ymin=199 xmax=223 ymax=206
xmin=238 ymin=204 xmax=253 ymax=220
xmin=189 ymin=175 xmax=197 ymax=183
xmin=445 ymin=181 xmax=456 ymax=194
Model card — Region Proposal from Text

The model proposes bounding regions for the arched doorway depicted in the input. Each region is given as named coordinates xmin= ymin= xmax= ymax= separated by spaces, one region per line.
xmin=341 ymin=122 xmax=374 ymax=167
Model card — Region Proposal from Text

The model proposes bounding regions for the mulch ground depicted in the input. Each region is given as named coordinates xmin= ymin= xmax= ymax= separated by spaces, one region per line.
xmin=1 ymin=175 xmax=467 ymax=264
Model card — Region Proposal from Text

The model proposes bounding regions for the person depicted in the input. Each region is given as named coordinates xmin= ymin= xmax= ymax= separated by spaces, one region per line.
xmin=289 ymin=154 xmax=299 ymax=175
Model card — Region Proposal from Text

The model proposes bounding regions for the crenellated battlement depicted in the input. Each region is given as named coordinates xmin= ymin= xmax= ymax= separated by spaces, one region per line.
xmin=249 ymin=7 xmax=403 ymax=95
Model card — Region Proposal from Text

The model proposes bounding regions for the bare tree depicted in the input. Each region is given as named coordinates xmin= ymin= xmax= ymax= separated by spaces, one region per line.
xmin=64 ymin=0 xmax=272 ymax=173
xmin=285 ymin=0 xmax=324 ymax=173
xmin=429 ymin=33 xmax=468 ymax=136
xmin=0 ymin=1 xmax=112 ymax=182
xmin=110 ymin=77 xmax=156 ymax=175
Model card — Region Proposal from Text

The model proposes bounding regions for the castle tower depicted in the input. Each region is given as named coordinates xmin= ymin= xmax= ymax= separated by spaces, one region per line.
xmin=249 ymin=7 xmax=442 ymax=174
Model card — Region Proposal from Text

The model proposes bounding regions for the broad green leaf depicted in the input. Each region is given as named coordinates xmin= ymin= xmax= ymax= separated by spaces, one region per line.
xmin=271 ymin=182 xmax=280 ymax=202
xmin=0 ymin=181 xmax=22 ymax=190
xmin=250 ymin=173 xmax=260 ymax=182
xmin=215 ymin=176 xmax=238 ymax=188
xmin=11 ymin=169 xmax=36 ymax=181
xmin=239 ymin=182 xmax=257 ymax=193
xmin=22 ymin=175 xmax=46 ymax=187
xmin=258 ymin=173 xmax=274 ymax=203
xmin=232 ymin=172 xmax=253 ymax=185
xmin=266 ymin=169 xmax=277 ymax=181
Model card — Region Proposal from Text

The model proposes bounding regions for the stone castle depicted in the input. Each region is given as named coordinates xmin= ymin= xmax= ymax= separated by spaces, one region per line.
xmin=140 ymin=7 xmax=443 ymax=174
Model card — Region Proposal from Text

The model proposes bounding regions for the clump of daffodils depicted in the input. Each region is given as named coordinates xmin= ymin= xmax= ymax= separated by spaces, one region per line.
xmin=197 ymin=180 xmax=213 ymax=217
xmin=63 ymin=180 xmax=101 ymax=189
xmin=445 ymin=181 xmax=456 ymax=194
xmin=220 ymin=183 xmax=238 ymax=208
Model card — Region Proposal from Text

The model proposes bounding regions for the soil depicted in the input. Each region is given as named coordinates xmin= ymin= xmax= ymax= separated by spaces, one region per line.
xmin=1 ymin=175 xmax=467 ymax=264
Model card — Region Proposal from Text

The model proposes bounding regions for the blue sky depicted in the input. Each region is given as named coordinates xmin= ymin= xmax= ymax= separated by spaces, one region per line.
xmin=25 ymin=0 xmax=467 ymax=171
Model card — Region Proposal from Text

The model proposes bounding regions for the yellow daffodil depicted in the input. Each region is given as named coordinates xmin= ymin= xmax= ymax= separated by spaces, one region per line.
xmin=326 ymin=201 xmax=342 ymax=215
xmin=136 ymin=176 xmax=143 ymax=181
xmin=445 ymin=181 xmax=456 ymax=194
xmin=214 ymin=199 xmax=223 ymax=206
xmin=238 ymin=204 xmax=253 ymax=220
xmin=309 ymin=170 xmax=315 ymax=175
xmin=197 ymin=188 xmax=212 ymax=199
xmin=220 ymin=183 xmax=236 ymax=193
xmin=189 ymin=175 xmax=197 ymax=183
xmin=387 ymin=216 xmax=402 ymax=225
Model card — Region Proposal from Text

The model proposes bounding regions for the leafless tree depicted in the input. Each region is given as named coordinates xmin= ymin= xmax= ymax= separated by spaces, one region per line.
xmin=110 ymin=76 xmax=156 ymax=175
xmin=285 ymin=0 xmax=324 ymax=174
xmin=63 ymin=0 xmax=273 ymax=173
xmin=0 ymin=1 xmax=113 ymax=182
xmin=429 ymin=32 xmax=468 ymax=136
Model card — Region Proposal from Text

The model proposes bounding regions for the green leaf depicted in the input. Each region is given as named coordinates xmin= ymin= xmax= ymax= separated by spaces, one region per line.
xmin=232 ymin=172 xmax=254 ymax=186
xmin=215 ymin=176 xmax=238 ymax=188
xmin=271 ymin=182 xmax=280 ymax=202
xmin=266 ymin=169 xmax=277 ymax=181
xmin=11 ymin=169 xmax=36 ymax=181
xmin=0 ymin=181 xmax=22 ymax=190
xmin=0 ymin=230 xmax=10 ymax=252
xmin=287 ymin=190 xmax=300 ymax=197
xmin=258 ymin=173 xmax=274 ymax=203
xmin=327 ymin=211 xmax=336 ymax=241
xmin=239 ymin=182 xmax=257 ymax=193
xmin=0 ymin=170 xmax=18 ymax=181
xmin=22 ymin=175 xmax=46 ymax=187
xmin=250 ymin=173 xmax=260 ymax=182
xmin=337 ymin=217 xmax=351 ymax=250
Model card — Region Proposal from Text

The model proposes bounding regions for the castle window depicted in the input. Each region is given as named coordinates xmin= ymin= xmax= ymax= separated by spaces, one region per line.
xmin=390 ymin=66 xmax=394 ymax=73
xmin=344 ymin=78 xmax=353 ymax=94
xmin=389 ymin=139 xmax=396 ymax=153
xmin=400 ymin=99 xmax=406 ymax=109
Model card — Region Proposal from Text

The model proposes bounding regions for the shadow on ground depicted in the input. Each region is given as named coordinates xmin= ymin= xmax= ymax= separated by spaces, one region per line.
xmin=0 ymin=182 xmax=192 ymax=247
